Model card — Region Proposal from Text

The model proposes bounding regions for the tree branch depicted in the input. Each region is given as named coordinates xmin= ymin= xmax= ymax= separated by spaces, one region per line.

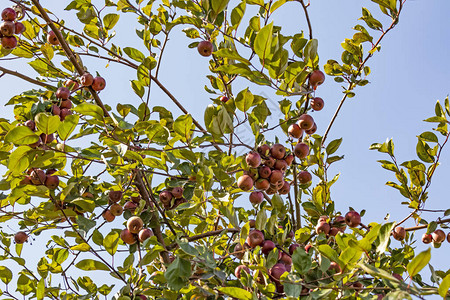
xmin=0 ymin=65 xmax=54 ymax=89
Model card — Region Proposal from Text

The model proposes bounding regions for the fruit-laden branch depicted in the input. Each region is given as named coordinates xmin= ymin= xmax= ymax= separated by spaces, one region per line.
xmin=322 ymin=0 xmax=406 ymax=145
xmin=404 ymin=218 xmax=450 ymax=232
xmin=30 ymin=0 xmax=110 ymax=118
xmin=0 ymin=65 xmax=54 ymax=89
xmin=48 ymin=17 xmax=221 ymax=151
xmin=166 ymin=228 xmax=240 ymax=251
xmin=133 ymin=170 xmax=171 ymax=265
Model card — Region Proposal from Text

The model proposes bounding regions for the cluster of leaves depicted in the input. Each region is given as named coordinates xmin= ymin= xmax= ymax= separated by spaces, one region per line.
xmin=0 ymin=0 xmax=447 ymax=300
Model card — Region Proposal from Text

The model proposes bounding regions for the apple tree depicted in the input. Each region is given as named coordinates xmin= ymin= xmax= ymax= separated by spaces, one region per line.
xmin=0 ymin=0 xmax=449 ymax=299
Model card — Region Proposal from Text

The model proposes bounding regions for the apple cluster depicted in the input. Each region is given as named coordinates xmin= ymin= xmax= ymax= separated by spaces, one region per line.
xmin=79 ymin=72 xmax=106 ymax=92
xmin=232 ymin=211 xmax=362 ymax=293
xmin=421 ymin=229 xmax=450 ymax=245
xmin=120 ymin=216 xmax=153 ymax=245
xmin=238 ymin=145 xmax=293 ymax=197
xmin=102 ymin=190 xmax=141 ymax=222
xmin=51 ymin=86 xmax=74 ymax=121
xmin=20 ymin=168 xmax=59 ymax=190
xmin=0 ymin=7 xmax=25 ymax=50
xmin=158 ymin=187 xmax=187 ymax=210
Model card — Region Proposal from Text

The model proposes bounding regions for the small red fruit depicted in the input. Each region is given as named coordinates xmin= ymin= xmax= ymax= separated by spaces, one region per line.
xmin=51 ymin=104 xmax=61 ymax=116
xmin=24 ymin=120 xmax=36 ymax=131
xmin=269 ymin=263 xmax=286 ymax=282
xmin=269 ymin=170 xmax=283 ymax=185
xmin=109 ymin=190 xmax=123 ymax=203
xmin=159 ymin=190 xmax=172 ymax=204
xmin=310 ymin=97 xmax=324 ymax=111
xmin=278 ymin=181 xmax=290 ymax=195
xmin=237 ymin=175 xmax=254 ymax=191
xmin=44 ymin=175 xmax=59 ymax=190
xmin=329 ymin=262 xmax=341 ymax=274
xmin=0 ymin=21 xmax=15 ymax=36
xmin=257 ymin=144 xmax=270 ymax=157
xmin=309 ymin=70 xmax=325 ymax=89
xmin=274 ymin=160 xmax=288 ymax=172
xmin=14 ymin=231 xmax=28 ymax=244
xmin=297 ymin=114 xmax=314 ymax=130
xmin=263 ymin=156 xmax=275 ymax=168
xmin=109 ymin=203 xmax=123 ymax=216
xmin=249 ymin=191 xmax=264 ymax=205
xmin=30 ymin=169 xmax=46 ymax=185
xmin=316 ymin=222 xmax=330 ymax=235
xmin=246 ymin=230 xmax=264 ymax=248
xmin=120 ymin=229 xmax=136 ymax=245
xmin=40 ymin=133 xmax=55 ymax=144
xmin=56 ymin=87 xmax=70 ymax=99
xmin=220 ymin=95 xmax=228 ymax=103
xmin=197 ymin=40 xmax=213 ymax=57
xmin=270 ymin=144 xmax=286 ymax=160
xmin=345 ymin=211 xmax=361 ymax=228
xmin=305 ymin=123 xmax=317 ymax=135
xmin=59 ymin=108 xmax=72 ymax=121
xmin=294 ymin=142 xmax=309 ymax=159
xmin=279 ymin=252 xmax=292 ymax=266
xmin=393 ymin=226 xmax=406 ymax=241
xmin=127 ymin=216 xmax=144 ymax=234
xmin=65 ymin=79 xmax=79 ymax=91
xmin=80 ymin=73 xmax=94 ymax=86
xmin=1 ymin=35 xmax=17 ymax=49
xmin=289 ymin=243 xmax=299 ymax=255
xmin=246 ymin=151 xmax=261 ymax=168
xmin=432 ymin=229 xmax=445 ymax=243
xmin=92 ymin=76 xmax=106 ymax=91
xmin=47 ymin=30 xmax=59 ymax=45
xmin=261 ymin=240 xmax=276 ymax=255
xmin=288 ymin=123 xmax=303 ymax=139
xmin=60 ymin=99 xmax=72 ymax=109
xmin=123 ymin=201 xmax=138 ymax=213
xmin=1 ymin=8 xmax=17 ymax=21
xmin=422 ymin=233 xmax=432 ymax=244
xmin=171 ymin=187 xmax=184 ymax=199
xmin=255 ymin=178 xmax=270 ymax=190
xmin=138 ymin=228 xmax=153 ymax=242
xmin=102 ymin=210 xmax=115 ymax=222
xmin=297 ymin=170 xmax=312 ymax=184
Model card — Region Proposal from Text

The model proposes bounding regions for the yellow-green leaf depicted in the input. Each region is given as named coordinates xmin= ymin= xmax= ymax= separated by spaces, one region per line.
xmin=407 ymin=248 xmax=431 ymax=278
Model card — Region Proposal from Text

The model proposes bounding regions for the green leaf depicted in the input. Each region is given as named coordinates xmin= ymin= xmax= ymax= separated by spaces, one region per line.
xmin=418 ymin=131 xmax=438 ymax=143
xmin=5 ymin=126 xmax=39 ymax=145
xmin=123 ymin=47 xmax=145 ymax=62
xmin=57 ymin=114 xmax=79 ymax=141
xmin=103 ymin=13 xmax=120 ymax=30
xmin=326 ymin=138 xmax=343 ymax=155
xmin=36 ymin=113 xmax=62 ymax=134
xmin=75 ymin=259 xmax=110 ymax=271
xmin=255 ymin=209 xmax=267 ymax=231
xmin=104 ymin=231 xmax=119 ymax=256
xmin=317 ymin=244 xmax=340 ymax=263
xmin=292 ymin=248 xmax=312 ymax=275
xmin=70 ymin=243 xmax=91 ymax=251
xmin=36 ymin=278 xmax=45 ymax=300
xmin=235 ymin=88 xmax=254 ymax=112
xmin=211 ymin=0 xmax=230 ymax=15
xmin=218 ymin=287 xmax=252 ymax=300
xmin=407 ymin=248 xmax=431 ymax=277
xmin=254 ymin=22 xmax=273 ymax=61
xmin=8 ymin=146 xmax=32 ymax=175
xmin=0 ymin=266 xmax=12 ymax=284
xmin=376 ymin=222 xmax=395 ymax=254
xmin=214 ymin=48 xmax=250 ymax=64
xmin=231 ymin=1 xmax=246 ymax=28
xmin=438 ymin=274 xmax=450 ymax=298
xmin=74 ymin=103 xmax=104 ymax=120
xmin=164 ymin=257 xmax=191 ymax=290
xmin=416 ymin=140 xmax=434 ymax=163
xmin=173 ymin=114 xmax=193 ymax=141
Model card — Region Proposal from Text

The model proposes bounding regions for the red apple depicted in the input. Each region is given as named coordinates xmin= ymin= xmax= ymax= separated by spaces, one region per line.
xmin=297 ymin=170 xmax=312 ymax=184
xmin=120 ymin=229 xmax=136 ymax=245
xmin=294 ymin=142 xmax=309 ymax=159
xmin=197 ymin=40 xmax=213 ymax=57
xmin=249 ymin=191 xmax=264 ymax=205
xmin=1 ymin=35 xmax=17 ymax=49
xmin=246 ymin=230 xmax=264 ymax=248
xmin=138 ymin=228 xmax=153 ymax=242
xmin=237 ymin=175 xmax=254 ymax=191
xmin=92 ymin=76 xmax=106 ymax=91
xmin=288 ymin=123 xmax=303 ymax=139
xmin=432 ymin=229 xmax=445 ymax=243
xmin=309 ymin=70 xmax=325 ymax=89
xmin=305 ymin=122 xmax=317 ymax=135
xmin=246 ymin=151 xmax=261 ymax=168
xmin=0 ymin=21 xmax=15 ymax=36
xmin=14 ymin=231 xmax=28 ymax=244
xmin=56 ymin=87 xmax=70 ymax=99
xmin=393 ymin=226 xmax=406 ymax=241
xmin=310 ymin=97 xmax=324 ymax=111
xmin=127 ymin=216 xmax=144 ymax=234
xmin=270 ymin=144 xmax=286 ymax=160
xmin=345 ymin=211 xmax=361 ymax=228
xmin=47 ymin=30 xmax=59 ymax=45
xmin=44 ymin=175 xmax=59 ymax=190
xmin=297 ymin=114 xmax=314 ymax=130
xmin=80 ymin=73 xmax=94 ymax=86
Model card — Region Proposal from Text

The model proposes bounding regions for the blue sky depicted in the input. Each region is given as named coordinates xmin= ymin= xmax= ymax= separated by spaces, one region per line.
xmin=1 ymin=0 xmax=449 ymax=297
